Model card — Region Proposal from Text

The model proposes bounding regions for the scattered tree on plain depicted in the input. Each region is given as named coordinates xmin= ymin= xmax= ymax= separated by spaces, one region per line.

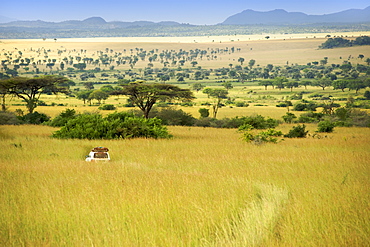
xmin=112 ymin=82 xmax=194 ymax=118
xmin=202 ymin=88 xmax=228 ymax=118
xmin=2 ymin=75 xmax=71 ymax=113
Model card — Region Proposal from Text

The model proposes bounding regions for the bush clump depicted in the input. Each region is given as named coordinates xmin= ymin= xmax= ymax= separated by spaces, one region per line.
xmin=282 ymin=112 xmax=297 ymax=123
xmin=284 ymin=124 xmax=309 ymax=138
xmin=46 ymin=108 xmax=77 ymax=127
xmin=52 ymin=112 xmax=171 ymax=139
xmin=98 ymin=104 xmax=116 ymax=110
xmin=293 ymin=101 xmax=318 ymax=111
xmin=317 ymin=120 xmax=335 ymax=133
xmin=238 ymin=114 xmax=280 ymax=129
xmin=241 ymin=126 xmax=283 ymax=144
xmin=150 ymin=108 xmax=195 ymax=126
xmin=18 ymin=112 xmax=50 ymax=124
xmin=0 ymin=111 xmax=20 ymax=125
xmin=331 ymin=108 xmax=370 ymax=127
xmin=297 ymin=112 xmax=325 ymax=123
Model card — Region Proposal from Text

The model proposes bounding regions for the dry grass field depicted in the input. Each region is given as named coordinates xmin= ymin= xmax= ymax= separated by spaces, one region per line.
xmin=0 ymin=124 xmax=369 ymax=246
xmin=1 ymin=31 xmax=370 ymax=70
xmin=1 ymin=33 xmax=370 ymax=246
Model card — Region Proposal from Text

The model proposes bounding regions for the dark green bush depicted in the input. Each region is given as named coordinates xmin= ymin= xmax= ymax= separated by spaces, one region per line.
xmin=364 ymin=91 xmax=370 ymax=100
xmin=150 ymin=108 xmax=195 ymax=126
xmin=317 ymin=120 xmax=335 ymax=133
xmin=284 ymin=124 xmax=308 ymax=138
xmin=98 ymin=104 xmax=116 ymax=110
xmin=220 ymin=117 xmax=246 ymax=128
xmin=293 ymin=102 xmax=317 ymax=111
xmin=18 ymin=112 xmax=50 ymax=124
xmin=276 ymin=102 xmax=288 ymax=107
xmin=47 ymin=108 xmax=77 ymax=127
xmin=52 ymin=112 xmax=171 ymax=139
xmin=193 ymin=117 xmax=226 ymax=128
xmin=235 ymin=101 xmax=249 ymax=107
xmin=297 ymin=112 xmax=325 ymax=123
xmin=238 ymin=114 xmax=280 ymax=130
xmin=199 ymin=108 xmax=209 ymax=118
xmin=242 ymin=128 xmax=283 ymax=144
xmin=282 ymin=112 xmax=297 ymax=123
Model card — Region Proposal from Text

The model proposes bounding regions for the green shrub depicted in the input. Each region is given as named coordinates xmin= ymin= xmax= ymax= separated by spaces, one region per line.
xmin=220 ymin=117 xmax=246 ymax=128
xmin=150 ymin=108 xmax=195 ymax=126
xmin=293 ymin=102 xmax=317 ymax=111
xmin=235 ymin=101 xmax=249 ymax=107
xmin=52 ymin=112 xmax=171 ymax=139
xmin=317 ymin=120 xmax=335 ymax=133
xmin=276 ymin=102 xmax=288 ymax=107
xmin=297 ymin=112 xmax=325 ymax=123
xmin=46 ymin=108 xmax=77 ymax=127
xmin=242 ymin=128 xmax=283 ymax=144
xmin=18 ymin=112 xmax=50 ymax=124
xmin=98 ymin=104 xmax=116 ymax=110
xmin=238 ymin=114 xmax=280 ymax=130
xmin=364 ymin=91 xmax=370 ymax=100
xmin=334 ymin=107 xmax=351 ymax=121
xmin=194 ymin=117 xmax=230 ymax=128
xmin=282 ymin=112 xmax=297 ymax=123
xmin=284 ymin=124 xmax=308 ymax=138
xmin=199 ymin=108 xmax=209 ymax=118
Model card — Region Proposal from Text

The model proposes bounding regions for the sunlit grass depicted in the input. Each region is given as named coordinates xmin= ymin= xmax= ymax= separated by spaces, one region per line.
xmin=0 ymin=124 xmax=369 ymax=246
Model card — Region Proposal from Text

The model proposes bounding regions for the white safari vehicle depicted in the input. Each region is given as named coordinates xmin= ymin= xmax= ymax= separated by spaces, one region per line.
xmin=85 ymin=147 xmax=110 ymax=162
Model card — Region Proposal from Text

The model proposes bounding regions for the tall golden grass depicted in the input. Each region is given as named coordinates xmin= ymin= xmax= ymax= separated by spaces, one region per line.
xmin=0 ymin=124 xmax=369 ymax=246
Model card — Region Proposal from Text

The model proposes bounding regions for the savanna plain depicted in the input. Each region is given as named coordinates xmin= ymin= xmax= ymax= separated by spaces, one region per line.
xmin=1 ymin=33 xmax=370 ymax=246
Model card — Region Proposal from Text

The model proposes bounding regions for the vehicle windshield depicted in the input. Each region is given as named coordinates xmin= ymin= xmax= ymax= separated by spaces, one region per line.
xmin=94 ymin=152 xmax=108 ymax=158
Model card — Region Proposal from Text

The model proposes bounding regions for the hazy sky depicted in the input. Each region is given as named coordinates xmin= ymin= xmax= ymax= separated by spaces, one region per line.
xmin=1 ymin=0 xmax=369 ymax=24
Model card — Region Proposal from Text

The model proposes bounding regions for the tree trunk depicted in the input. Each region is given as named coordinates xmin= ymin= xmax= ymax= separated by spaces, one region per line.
xmin=1 ymin=95 xmax=6 ymax=111
xmin=144 ymin=109 xmax=150 ymax=119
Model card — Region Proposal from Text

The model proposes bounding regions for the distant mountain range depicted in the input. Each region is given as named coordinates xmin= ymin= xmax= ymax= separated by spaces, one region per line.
xmin=1 ymin=7 xmax=369 ymax=39
xmin=222 ymin=6 xmax=370 ymax=25
xmin=0 ymin=16 xmax=183 ymax=28
xmin=1 ymin=6 xmax=369 ymax=27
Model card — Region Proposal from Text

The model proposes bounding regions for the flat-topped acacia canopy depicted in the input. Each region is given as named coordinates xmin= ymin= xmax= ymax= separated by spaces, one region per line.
xmin=1 ymin=75 xmax=71 ymax=113
xmin=112 ymin=82 xmax=194 ymax=118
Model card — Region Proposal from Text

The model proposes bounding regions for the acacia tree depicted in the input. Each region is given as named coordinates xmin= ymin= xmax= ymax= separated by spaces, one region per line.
xmin=273 ymin=77 xmax=288 ymax=90
xmin=73 ymin=63 xmax=87 ymax=71
xmin=238 ymin=57 xmax=245 ymax=65
xmin=348 ymin=78 xmax=369 ymax=94
xmin=112 ymin=82 xmax=194 ymax=118
xmin=285 ymin=81 xmax=299 ymax=92
xmin=202 ymin=88 xmax=228 ymax=118
xmin=314 ymin=78 xmax=332 ymax=90
xmin=259 ymin=80 xmax=273 ymax=90
xmin=332 ymin=79 xmax=349 ymax=92
xmin=76 ymin=90 xmax=93 ymax=105
xmin=89 ymin=89 xmax=109 ymax=105
xmin=6 ymin=75 xmax=71 ymax=113
xmin=191 ymin=82 xmax=204 ymax=92
xmin=237 ymin=72 xmax=249 ymax=84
